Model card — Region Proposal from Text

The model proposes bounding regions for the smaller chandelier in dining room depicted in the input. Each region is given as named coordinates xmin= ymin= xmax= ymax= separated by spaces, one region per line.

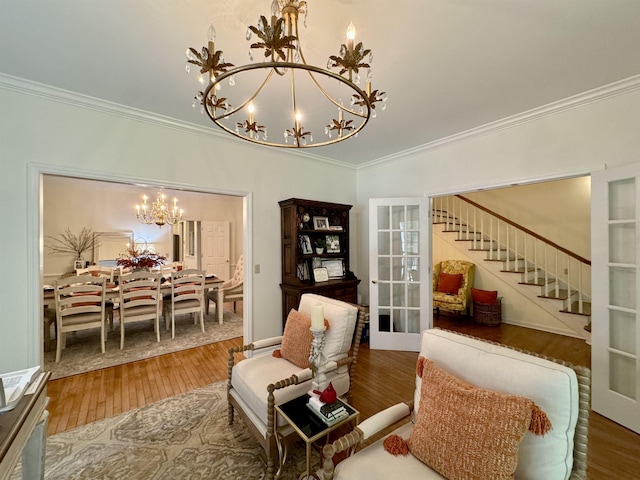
xmin=185 ymin=0 xmax=387 ymax=148
xmin=135 ymin=190 xmax=183 ymax=227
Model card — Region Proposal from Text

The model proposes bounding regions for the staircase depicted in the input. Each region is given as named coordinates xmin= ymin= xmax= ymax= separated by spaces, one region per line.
xmin=433 ymin=195 xmax=591 ymax=341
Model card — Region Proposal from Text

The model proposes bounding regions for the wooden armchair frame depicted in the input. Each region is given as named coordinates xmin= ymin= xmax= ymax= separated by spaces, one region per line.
xmin=227 ymin=302 xmax=366 ymax=480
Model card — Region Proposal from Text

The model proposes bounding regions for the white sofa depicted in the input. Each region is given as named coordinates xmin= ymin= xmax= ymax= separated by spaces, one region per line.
xmin=322 ymin=329 xmax=590 ymax=480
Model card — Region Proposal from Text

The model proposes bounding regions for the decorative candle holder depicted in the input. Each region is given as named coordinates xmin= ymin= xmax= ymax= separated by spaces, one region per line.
xmin=309 ymin=326 xmax=328 ymax=393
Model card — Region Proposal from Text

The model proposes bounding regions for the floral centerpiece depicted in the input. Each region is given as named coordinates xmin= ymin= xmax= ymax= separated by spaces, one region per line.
xmin=117 ymin=248 xmax=166 ymax=271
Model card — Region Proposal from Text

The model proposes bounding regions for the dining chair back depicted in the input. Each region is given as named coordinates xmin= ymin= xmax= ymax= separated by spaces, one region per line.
xmin=162 ymin=269 xmax=206 ymax=338
xmin=76 ymin=265 xmax=115 ymax=282
xmin=205 ymin=254 xmax=244 ymax=316
xmin=118 ymin=270 xmax=162 ymax=349
xmin=53 ymin=274 xmax=107 ymax=362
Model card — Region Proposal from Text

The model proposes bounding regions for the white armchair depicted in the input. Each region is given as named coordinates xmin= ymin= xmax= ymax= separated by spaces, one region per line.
xmin=322 ymin=329 xmax=590 ymax=480
xmin=227 ymin=293 xmax=366 ymax=480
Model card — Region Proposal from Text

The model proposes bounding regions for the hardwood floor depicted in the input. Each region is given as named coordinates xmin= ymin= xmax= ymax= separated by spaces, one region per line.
xmin=46 ymin=313 xmax=640 ymax=479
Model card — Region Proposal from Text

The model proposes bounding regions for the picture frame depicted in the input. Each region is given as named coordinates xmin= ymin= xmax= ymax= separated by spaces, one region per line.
xmin=322 ymin=259 xmax=345 ymax=278
xmin=313 ymin=216 xmax=330 ymax=230
xmin=296 ymin=262 xmax=310 ymax=280
xmin=312 ymin=257 xmax=323 ymax=269
xmin=313 ymin=267 xmax=329 ymax=282
xmin=325 ymin=234 xmax=340 ymax=253
xmin=299 ymin=235 xmax=312 ymax=254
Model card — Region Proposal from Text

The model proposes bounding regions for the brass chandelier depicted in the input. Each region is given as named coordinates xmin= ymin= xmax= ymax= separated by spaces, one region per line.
xmin=186 ymin=0 xmax=386 ymax=148
xmin=135 ymin=190 xmax=183 ymax=227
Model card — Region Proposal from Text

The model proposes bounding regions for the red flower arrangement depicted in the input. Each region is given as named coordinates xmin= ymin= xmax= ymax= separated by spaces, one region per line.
xmin=117 ymin=248 xmax=166 ymax=270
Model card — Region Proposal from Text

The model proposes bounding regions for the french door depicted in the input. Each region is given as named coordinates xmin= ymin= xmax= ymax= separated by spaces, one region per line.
xmin=369 ymin=197 xmax=431 ymax=351
xmin=591 ymin=162 xmax=640 ymax=434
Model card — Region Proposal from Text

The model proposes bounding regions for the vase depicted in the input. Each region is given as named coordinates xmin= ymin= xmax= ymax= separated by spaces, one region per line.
xmin=316 ymin=247 xmax=324 ymax=254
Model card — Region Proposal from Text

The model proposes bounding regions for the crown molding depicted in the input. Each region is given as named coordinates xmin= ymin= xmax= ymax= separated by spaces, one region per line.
xmin=0 ymin=73 xmax=357 ymax=170
xmin=3 ymin=72 xmax=638 ymax=171
xmin=358 ymin=74 xmax=640 ymax=169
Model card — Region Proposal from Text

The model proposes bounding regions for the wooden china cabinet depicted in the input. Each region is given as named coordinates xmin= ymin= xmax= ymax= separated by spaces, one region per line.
xmin=279 ymin=198 xmax=360 ymax=326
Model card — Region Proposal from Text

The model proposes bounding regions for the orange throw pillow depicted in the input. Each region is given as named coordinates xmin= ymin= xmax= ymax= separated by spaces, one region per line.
xmin=274 ymin=309 xmax=329 ymax=369
xmin=471 ymin=287 xmax=498 ymax=304
xmin=408 ymin=357 xmax=551 ymax=480
xmin=437 ymin=272 xmax=462 ymax=294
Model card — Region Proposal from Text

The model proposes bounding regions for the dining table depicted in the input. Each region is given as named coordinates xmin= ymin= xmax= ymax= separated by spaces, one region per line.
xmin=43 ymin=274 xmax=225 ymax=323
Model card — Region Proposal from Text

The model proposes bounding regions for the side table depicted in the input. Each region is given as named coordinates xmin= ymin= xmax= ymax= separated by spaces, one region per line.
xmin=275 ymin=394 xmax=359 ymax=480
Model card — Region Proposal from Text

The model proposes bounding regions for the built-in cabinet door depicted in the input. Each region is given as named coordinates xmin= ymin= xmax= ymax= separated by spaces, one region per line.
xmin=592 ymin=162 xmax=640 ymax=434
xmin=369 ymin=197 xmax=431 ymax=351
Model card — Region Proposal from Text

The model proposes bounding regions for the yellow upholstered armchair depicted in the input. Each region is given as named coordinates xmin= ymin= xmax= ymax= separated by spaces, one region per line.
xmin=432 ymin=260 xmax=475 ymax=316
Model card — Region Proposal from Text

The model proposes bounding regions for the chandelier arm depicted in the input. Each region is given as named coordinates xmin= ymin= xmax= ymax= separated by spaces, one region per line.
xmin=205 ymin=68 xmax=276 ymax=121
xmin=297 ymin=48 xmax=370 ymax=118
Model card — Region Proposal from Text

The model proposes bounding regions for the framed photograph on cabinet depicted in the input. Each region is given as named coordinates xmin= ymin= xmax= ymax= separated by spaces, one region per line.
xmin=313 ymin=267 xmax=329 ymax=282
xmin=322 ymin=259 xmax=345 ymax=278
xmin=313 ymin=216 xmax=329 ymax=230
xmin=299 ymin=235 xmax=312 ymax=254
xmin=325 ymin=235 xmax=340 ymax=253
xmin=296 ymin=262 xmax=310 ymax=280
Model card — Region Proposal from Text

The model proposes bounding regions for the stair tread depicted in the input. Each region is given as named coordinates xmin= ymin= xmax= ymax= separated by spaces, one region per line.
xmin=539 ymin=289 xmax=569 ymax=300
xmin=561 ymin=301 xmax=592 ymax=316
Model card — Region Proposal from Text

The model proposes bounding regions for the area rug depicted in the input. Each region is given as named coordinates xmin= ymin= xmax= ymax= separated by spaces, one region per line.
xmin=11 ymin=381 xmax=315 ymax=480
xmin=45 ymin=309 xmax=243 ymax=380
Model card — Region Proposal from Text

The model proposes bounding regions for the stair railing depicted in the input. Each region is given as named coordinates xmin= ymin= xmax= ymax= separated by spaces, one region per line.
xmin=433 ymin=195 xmax=591 ymax=314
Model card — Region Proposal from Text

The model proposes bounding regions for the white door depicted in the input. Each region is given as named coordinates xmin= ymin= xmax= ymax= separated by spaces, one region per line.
xmin=591 ymin=162 xmax=640 ymax=434
xmin=369 ymin=197 xmax=431 ymax=351
xmin=202 ymin=220 xmax=230 ymax=279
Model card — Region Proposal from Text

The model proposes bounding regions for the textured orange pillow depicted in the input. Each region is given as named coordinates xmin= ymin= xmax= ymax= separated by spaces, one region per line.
xmin=471 ymin=287 xmax=498 ymax=304
xmin=408 ymin=357 xmax=551 ymax=480
xmin=274 ymin=309 xmax=329 ymax=369
xmin=437 ymin=272 xmax=462 ymax=294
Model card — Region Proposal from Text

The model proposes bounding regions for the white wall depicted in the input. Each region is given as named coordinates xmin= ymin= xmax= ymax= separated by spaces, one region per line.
xmin=0 ymin=83 xmax=358 ymax=372
xmin=355 ymin=87 xmax=640 ymax=306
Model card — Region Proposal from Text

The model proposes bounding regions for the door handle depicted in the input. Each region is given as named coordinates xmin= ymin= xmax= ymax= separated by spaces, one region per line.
xmin=371 ymin=280 xmax=378 ymax=284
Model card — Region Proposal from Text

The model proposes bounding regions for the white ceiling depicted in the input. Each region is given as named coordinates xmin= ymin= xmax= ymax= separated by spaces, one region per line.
xmin=2 ymin=0 xmax=640 ymax=166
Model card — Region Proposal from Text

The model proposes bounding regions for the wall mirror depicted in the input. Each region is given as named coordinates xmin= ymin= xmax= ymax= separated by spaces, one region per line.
xmin=94 ymin=231 xmax=134 ymax=267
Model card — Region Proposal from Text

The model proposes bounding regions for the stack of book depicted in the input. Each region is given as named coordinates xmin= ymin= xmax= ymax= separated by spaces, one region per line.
xmin=307 ymin=395 xmax=350 ymax=426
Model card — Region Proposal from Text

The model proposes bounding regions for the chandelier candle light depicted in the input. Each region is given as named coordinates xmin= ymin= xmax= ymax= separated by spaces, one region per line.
xmin=135 ymin=189 xmax=183 ymax=227
xmin=309 ymin=303 xmax=329 ymax=392
xmin=186 ymin=0 xmax=386 ymax=148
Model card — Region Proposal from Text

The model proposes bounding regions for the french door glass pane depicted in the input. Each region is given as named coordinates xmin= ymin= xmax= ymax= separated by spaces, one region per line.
xmin=392 ymin=206 xmax=405 ymax=229
xmin=406 ymin=205 xmax=420 ymax=229
xmin=378 ymin=232 xmax=390 ymax=255
xmin=378 ymin=308 xmax=391 ymax=332
xmin=408 ymin=284 xmax=420 ymax=307
xmin=609 ymin=266 xmax=636 ymax=309
xmin=608 ymin=178 xmax=636 ymax=220
xmin=609 ymin=223 xmax=636 ymax=264
xmin=392 ymin=257 xmax=405 ymax=281
xmin=378 ymin=257 xmax=390 ymax=281
xmin=392 ymin=309 xmax=405 ymax=332
xmin=393 ymin=283 xmax=406 ymax=307
xmin=610 ymin=309 xmax=636 ymax=355
xmin=377 ymin=206 xmax=390 ymax=230
xmin=379 ymin=282 xmax=390 ymax=306
xmin=408 ymin=310 xmax=420 ymax=333
xmin=610 ymin=353 xmax=636 ymax=400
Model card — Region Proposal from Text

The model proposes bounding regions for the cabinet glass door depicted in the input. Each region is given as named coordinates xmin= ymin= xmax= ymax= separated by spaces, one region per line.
xmin=592 ymin=163 xmax=640 ymax=434
xmin=369 ymin=197 xmax=430 ymax=351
